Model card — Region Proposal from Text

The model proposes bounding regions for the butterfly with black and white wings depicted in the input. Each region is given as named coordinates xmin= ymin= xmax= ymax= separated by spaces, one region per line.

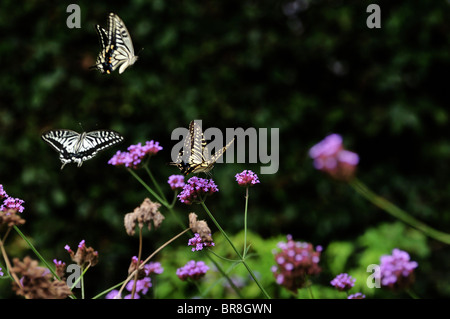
xmin=41 ymin=129 xmax=124 ymax=170
xmin=170 ymin=121 xmax=235 ymax=176
xmin=91 ymin=13 xmax=138 ymax=74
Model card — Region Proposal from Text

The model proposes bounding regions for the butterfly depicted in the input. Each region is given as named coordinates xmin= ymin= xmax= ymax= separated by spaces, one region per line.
xmin=41 ymin=129 xmax=124 ymax=169
xmin=91 ymin=13 xmax=138 ymax=74
xmin=170 ymin=121 xmax=235 ymax=175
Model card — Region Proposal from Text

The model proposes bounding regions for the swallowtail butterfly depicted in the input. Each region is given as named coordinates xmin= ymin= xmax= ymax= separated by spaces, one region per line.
xmin=92 ymin=13 xmax=138 ymax=74
xmin=41 ymin=129 xmax=124 ymax=169
xmin=171 ymin=121 xmax=235 ymax=175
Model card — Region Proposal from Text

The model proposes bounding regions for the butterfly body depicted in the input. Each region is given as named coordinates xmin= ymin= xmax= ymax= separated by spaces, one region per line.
xmin=92 ymin=13 xmax=138 ymax=74
xmin=171 ymin=121 xmax=234 ymax=176
xmin=41 ymin=129 xmax=124 ymax=170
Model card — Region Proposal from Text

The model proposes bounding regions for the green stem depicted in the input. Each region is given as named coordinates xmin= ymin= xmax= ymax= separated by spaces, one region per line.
xmin=92 ymin=280 xmax=125 ymax=299
xmin=206 ymin=253 xmax=244 ymax=298
xmin=13 ymin=226 xmax=60 ymax=280
xmin=243 ymin=186 xmax=249 ymax=258
xmin=127 ymin=168 xmax=166 ymax=205
xmin=349 ymin=178 xmax=450 ymax=245
xmin=144 ymin=165 xmax=168 ymax=204
xmin=70 ymin=263 xmax=91 ymax=293
xmin=200 ymin=201 xmax=271 ymax=299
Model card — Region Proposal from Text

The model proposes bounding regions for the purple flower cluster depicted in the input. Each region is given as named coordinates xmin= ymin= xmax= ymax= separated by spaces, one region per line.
xmin=106 ymin=259 xmax=164 ymax=299
xmin=168 ymin=174 xmax=185 ymax=191
xmin=235 ymin=170 xmax=260 ymax=187
xmin=0 ymin=267 xmax=3 ymax=277
xmin=108 ymin=140 xmax=163 ymax=169
xmin=377 ymin=248 xmax=418 ymax=291
xmin=309 ymin=134 xmax=359 ymax=181
xmin=145 ymin=261 xmax=164 ymax=275
xmin=330 ymin=273 xmax=356 ymax=292
xmin=271 ymin=235 xmax=322 ymax=291
xmin=177 ymin=177 xmax=219 ymax=205
xmin=188 ymin=233 xmax=215 ymax=252
xmin=176 ymin=260 xmax=209 ymax=281
xmin=0 ymin=184 xmax=25 ymax=213
xmin=348 ymin=292 xmax=366 ymax=299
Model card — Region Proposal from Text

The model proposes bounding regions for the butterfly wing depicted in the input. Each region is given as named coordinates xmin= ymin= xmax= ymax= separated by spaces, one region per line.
xmin=41 ymin=130 xmax=82 ymax=169
xmin=208 ymin=138 xmax=235 ymax=166
xmin=42 ymin=129 xmax=124 ymax=169
xmin=82 ymin=130 xmax=124 ymax=155
xmin=110 ymin=13 xmax=138 ymax=74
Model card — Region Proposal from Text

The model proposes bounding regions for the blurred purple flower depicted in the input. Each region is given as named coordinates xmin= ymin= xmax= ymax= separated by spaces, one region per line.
xmin=348 ymin=292 xmax=366 ymax=299
xmin=0 ymin=267 xmax=3 ymax=277
xmin=168 ymin=175 xmax=185 ymax=191
xmin=188 ymin=233 xmax=215 ymax=252
xmin=376 ymin=248 xmax=418 ymax=291
xmin=235 ymin=170 xmax=260 ymax=187
xmin=126 ymin=277 xmax=152 ymax=295
xmin=309 ymin=134 xmax=359 ymax=181
xmin=177 ymin=177 xmax=219 ymax=205
xmin=108 ymin=140 xmax=163 ymax=169
xmin=330 ymin=273 xmax=356 ymax=292
xmin=145 ymin=262 xmax=164 ymax=275
xmin=176 ymin=260 xmax=209 ymax=281
xmin=271 ymin=235 xmax=322 ymax=291
xmin=105 ymin=289 xmax=121 ymax=299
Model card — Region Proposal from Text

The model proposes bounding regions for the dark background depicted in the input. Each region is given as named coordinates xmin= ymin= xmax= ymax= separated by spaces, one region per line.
xmin=0 ymin=0 xmax=449 ymax=298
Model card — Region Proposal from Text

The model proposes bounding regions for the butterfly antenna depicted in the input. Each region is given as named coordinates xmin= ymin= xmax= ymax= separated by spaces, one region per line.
xmin=78 ymin=122 xmax=85 ymax=132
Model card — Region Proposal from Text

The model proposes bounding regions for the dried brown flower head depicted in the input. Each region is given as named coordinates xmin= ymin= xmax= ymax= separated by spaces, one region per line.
xmin=189 ymin=212 xmax=213 ymax=244
xmin=0 ymin=209 xmax=26 ymax=228
xmin=66 ymin=240 xmax=99 ymax=268
xmin=11 ymin=256 xmax=72 ymax=299
xmin=124 ymin=198 xmax=164 ymax=236
xmin=127 ymin=256 xmax=146 ymax=280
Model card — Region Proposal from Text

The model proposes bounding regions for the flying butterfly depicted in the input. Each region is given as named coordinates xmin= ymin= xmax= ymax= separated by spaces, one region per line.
xmin=41 ymin=129 xmax=124 ymax=170
xmin=91 ymin=13 xmax=138 ymax=74
xmin=170 ymin=121 xmax=235 ymax=175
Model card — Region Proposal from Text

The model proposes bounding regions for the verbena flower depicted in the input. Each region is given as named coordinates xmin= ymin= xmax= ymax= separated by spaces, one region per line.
xmin=176 ymin=260 xmax=209 ymax=281
xmin=105 ymin=289 xmax=121 ymax=299
xmin=0 ymin=185 xmax=25 ymax=213
xmin=1 ymin=197 xmax=25 ymax=213
xmin=0 ymin=267 xmax=3 ymax=277
xmin=108 ymin=140 xmax=163 ymax=169
xmin=168 ymin=174 xmax=185 ymax=190
xmin=189 ymin=212 xmax=214 ymax=244
xmin=0 ymin=185 xmax=6 ymax=198
xmin=53 ymin=259 xmax=66 ymax=279
xmin=126 ymin=277 xmax=152 ymax=296
xmin=65 ymin=240 xmax=99 ymax=268
xmin=348 ymin=292 xmax=366 ymax=299
xmin=177 ymin=177 xmax=219 ymax=205
xmin=376 ymin=248 xmax=418 ymax=291
xmin=309 ymin=134 xmax=359 ymax=181
xmin=188 ymin=233 xmax=215 ymax=252
xmin=120 ymin=257 xmax=164 ymax=299
xmin=271 ymin=235 xmax=322 ymax=292
xmin=235 ymin=170 xmax=260 ymax=187
xmin=330 ymin=273 xmax=356 ymax=292
xmin=145 ymin=262 xmax=164 ymax=275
